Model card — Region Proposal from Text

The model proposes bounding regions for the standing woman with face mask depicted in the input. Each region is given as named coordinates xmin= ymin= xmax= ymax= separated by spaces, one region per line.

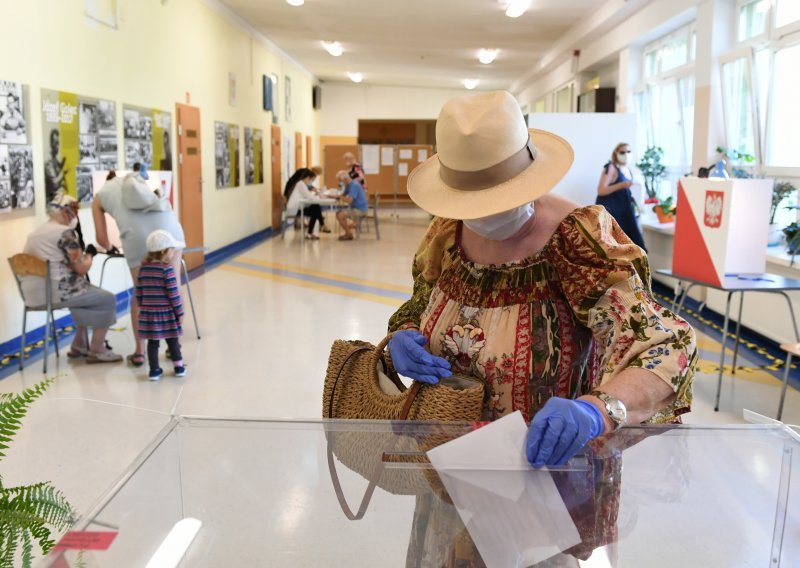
xmin=595 ymin=143 xmax=647 ymax=251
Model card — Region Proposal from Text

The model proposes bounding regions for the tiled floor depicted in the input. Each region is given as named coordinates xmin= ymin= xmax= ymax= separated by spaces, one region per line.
xmin=3 ymin=209 xmax=799 ymax=563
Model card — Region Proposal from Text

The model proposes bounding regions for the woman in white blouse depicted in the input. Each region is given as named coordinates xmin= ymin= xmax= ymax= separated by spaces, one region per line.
xmin=284 ymin=168 xmax=330 ymax=240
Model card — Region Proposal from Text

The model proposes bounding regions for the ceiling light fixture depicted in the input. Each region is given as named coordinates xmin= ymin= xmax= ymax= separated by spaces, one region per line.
xmin=463 ymin=78 xmax=479 ymax=90
xmin=286 ymin=0 xmax=304 ymax=6
xmin=347 ymin=72 xmax=363 ymax=83
xmin=478 ymin=48 xmax=499 ymax=64
xmin=505 ymin=0 xmax=531 ymax=18
xmin=321 ymin=41 xmax=343 ymax=57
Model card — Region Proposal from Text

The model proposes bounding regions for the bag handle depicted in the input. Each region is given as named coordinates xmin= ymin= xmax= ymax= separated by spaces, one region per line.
xmin=327 ymin=332 xmax=425 ymax=520
xmin=327 ymin=382 xmax=422 ymax=520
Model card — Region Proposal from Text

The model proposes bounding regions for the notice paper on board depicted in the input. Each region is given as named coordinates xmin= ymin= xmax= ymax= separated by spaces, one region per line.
xmin=381 ymin=147 xmax=394 ymax=166
xmin=361 ymin=145 xmax=380 ymax=175
xmin=427 ymin=411 xmax=581 ymax=567
xmin=399 ymin=149 xmax=413 ymax=160
xmin=398 ymin=163 xmax=408 ymax=177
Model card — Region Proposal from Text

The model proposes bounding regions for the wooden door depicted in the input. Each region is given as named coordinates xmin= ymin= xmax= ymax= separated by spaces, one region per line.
xmin=176 ymin=103 xmax=204 ymax=271
xmin=271 ymin=124 xmax=282 ymax=230
xmin=295 ymin=132 xmax=303 ymax=169
xmin=323 ymin=144 xmax=358 ymax=190
xmin=306 ymin=135 xmax=313 ymax=167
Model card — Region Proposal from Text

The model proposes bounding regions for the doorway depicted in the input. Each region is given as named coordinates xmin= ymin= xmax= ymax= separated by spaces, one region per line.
xmin=271 ymin=124 xmax=282 ymax=230
xmin=176 ymin=103 xmax=204 ymax=271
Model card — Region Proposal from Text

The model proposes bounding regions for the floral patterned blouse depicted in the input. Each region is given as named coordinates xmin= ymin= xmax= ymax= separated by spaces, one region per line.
xmin=388 ymin=205 xmax=696 ymax=424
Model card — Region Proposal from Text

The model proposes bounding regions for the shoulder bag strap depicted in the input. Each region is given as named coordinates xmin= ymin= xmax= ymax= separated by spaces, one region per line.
xmin=327 ymin=342 xmax=424 ymax=520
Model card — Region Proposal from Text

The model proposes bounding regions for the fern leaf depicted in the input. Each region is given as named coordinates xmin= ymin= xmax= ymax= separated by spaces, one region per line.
xmin=0 ymin=524 xmax=19 ymax=568
xmin=2 ymin=482 xmax=73 ymax=532
xmin=20 ymin=528 xmax=33 ymax=568
xmin=0 ymin=378 xmax=55 ymax=462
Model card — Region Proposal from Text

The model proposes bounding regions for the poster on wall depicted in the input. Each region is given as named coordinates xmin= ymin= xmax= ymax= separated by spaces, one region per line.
xmin=0 ymin=80 xmax=34 ymax=213
xmin=244 ymin=127 xmax=263 ymax=184
xmin=123 ymin=105 xmax=172 ymax=171
xmin=41 ymin=88 xmax=118 ymax=204
xmin=285 ymin=75 xmax=292 ymax=122
xmin=215 ymin=122 xmax=240 ymax=189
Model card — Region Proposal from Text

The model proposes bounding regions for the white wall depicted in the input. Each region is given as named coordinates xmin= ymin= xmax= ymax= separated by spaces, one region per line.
xmin=528 ymin=113 xmax=637 ymax=207
xmin=319 ymin=83 xmax=467 ymax=137
xmin=0 ymin=0 xmax=318 ymax=345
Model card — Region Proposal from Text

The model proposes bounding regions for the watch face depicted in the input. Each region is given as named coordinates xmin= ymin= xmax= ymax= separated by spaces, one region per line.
xmin=607 ymin=400 xmax=626 ymax=423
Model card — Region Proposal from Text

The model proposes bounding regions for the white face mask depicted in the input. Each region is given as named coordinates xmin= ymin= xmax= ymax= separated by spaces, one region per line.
xmin=463 ymin=203 xmax=534 ymax=241
xmin=616 ymin=152 xmax=629 ymax=165
xmin=68 ymin=217 xmax=78 ymax=230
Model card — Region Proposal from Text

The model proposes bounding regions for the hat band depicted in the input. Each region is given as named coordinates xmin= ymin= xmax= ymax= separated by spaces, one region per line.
xmin=439 ymin=137 xmax=537 ymax=191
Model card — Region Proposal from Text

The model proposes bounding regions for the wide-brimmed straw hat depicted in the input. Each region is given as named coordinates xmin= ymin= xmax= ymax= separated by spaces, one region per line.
xmin=407 ymin=91 xmax=573 ymax=219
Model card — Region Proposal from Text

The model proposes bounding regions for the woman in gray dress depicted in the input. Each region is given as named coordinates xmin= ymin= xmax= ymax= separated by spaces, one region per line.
xmin=92 ymin=164 xmax=185 ymax=366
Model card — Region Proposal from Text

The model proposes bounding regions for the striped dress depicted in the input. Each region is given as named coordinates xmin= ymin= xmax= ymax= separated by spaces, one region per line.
xmin=135 ymin=262 xmax=184 ymax=340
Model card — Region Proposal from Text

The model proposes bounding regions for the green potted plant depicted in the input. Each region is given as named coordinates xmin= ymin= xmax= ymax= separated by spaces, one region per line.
xmin=783 ymin=221 xmax=800 ymax=259
xmin=769 ymin=181 xmax=797 ymax=246
xmin=652 ymin=195 xmax=675 ymax=223
xmin=0 ymin=377 xmax=73 ymax=567
xmin=636 ymin=146 xmax=667 ymax=204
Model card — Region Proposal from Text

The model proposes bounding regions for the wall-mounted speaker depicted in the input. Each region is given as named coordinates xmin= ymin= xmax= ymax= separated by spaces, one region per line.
xmin=312 ymin=85 xmax=322 ymax=110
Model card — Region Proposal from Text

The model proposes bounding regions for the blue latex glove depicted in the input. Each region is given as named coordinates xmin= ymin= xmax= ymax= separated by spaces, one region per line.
xmin=526 ymin=397 xmax=605 ymax=468
xmin=388 ymin=330 xmax=452 ymax=384
xmin=139 ymin=164 xmax=149 ymax=180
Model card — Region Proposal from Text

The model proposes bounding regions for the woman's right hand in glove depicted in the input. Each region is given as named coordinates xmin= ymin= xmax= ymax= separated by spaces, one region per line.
xmin=388 ymin=330 xmax=452 ymax=384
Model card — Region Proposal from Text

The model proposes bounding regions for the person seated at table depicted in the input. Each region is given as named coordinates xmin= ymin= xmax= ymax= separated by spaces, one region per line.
xmin=23 ymin=194 xmax=122 ymax=363
xmin=284 ymin=167 xmax=330 ymax=239
xmin=335 ymin=170 xmax=369 ymax=241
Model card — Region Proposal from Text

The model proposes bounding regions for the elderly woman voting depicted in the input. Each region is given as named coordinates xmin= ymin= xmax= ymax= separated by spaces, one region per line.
xmin=388 ymin=91 xmax=696 ymax=467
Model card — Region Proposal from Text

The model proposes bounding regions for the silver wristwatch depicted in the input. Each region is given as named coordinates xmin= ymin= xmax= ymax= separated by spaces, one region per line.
xmin=589 ymin=390 xmax=627 ymax=431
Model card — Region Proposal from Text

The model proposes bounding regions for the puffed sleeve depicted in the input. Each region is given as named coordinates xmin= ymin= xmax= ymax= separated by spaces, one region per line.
xmin=388 ymin=217 xmax=458 ymax=332
xmin=551 ymin=206 xmax=696 ymax=423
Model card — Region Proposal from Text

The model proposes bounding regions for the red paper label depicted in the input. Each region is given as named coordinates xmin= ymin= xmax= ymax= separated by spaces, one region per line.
xmin=704 ymin=190 xmax=724 ymax=228
xmin=53 ymin=531 xmax=118 ymax=551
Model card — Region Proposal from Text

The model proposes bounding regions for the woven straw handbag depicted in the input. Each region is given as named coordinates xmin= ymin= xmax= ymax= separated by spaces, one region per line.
xmin=323 ymin=333 xmax=485 ymax=519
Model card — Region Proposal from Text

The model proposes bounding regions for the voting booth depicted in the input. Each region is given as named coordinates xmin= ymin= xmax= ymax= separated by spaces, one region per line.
xmin=673 ymin=177 xmax=774 ymax=286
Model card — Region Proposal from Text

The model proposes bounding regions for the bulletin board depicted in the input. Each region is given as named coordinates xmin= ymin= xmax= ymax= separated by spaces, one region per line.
xmin=396 ymin=145 xmax=432 ymax=198
xmin=323 ymin=144 xmax=358 ymax=189
xmin=364 ymin=145 xmax=397 ymax=197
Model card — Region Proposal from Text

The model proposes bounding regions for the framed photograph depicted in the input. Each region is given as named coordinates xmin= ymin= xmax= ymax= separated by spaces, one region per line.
xmin=285 ymin=75 xmax=292 ymax=122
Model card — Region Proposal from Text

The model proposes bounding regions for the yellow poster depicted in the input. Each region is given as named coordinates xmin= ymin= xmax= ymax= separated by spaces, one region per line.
xmin=244 ymin=127 xmax=263 ymax=185
xmin=214 ymin=121 xmax=239 ymax=189
xmin=42 ymin=89 xmax=118 ymax=203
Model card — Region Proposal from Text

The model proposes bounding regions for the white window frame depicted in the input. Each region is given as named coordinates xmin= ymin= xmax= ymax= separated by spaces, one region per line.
xmin=632 ymin=23 xmax=697 ymax=193
xmin=736 ymin=0 xmax=771 ymax=44
xmin=719 ymin=48 xmax=761 ymax=170
xmin=729 ymin=1 xmax=800 ymax=177
xmin=641 ymin=24 xmax=696 ymax=80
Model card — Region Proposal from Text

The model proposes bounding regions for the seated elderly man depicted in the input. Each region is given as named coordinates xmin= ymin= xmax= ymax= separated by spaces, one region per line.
xmin=335 ymin=170 xmax=369 ymax=241
xmin=23 ymin=194 xmax=122 ymax=363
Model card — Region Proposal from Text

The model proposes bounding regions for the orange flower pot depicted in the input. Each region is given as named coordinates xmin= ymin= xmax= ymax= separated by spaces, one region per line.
xmin=654 ymin=206 xmax=674 ymax=223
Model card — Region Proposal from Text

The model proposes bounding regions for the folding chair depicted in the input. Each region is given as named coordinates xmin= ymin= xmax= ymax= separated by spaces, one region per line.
xmin=8 ymin=254 xmax=65 ymax=373
xmin=355 ymin=194 xmax=381 ymax=240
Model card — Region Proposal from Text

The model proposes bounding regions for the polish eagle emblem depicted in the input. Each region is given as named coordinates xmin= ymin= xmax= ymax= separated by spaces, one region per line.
xmin=704 ymin=191 xmax=724 ymax=228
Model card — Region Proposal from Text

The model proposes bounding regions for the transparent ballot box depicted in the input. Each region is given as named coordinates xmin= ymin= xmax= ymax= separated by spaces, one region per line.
xmin=41 ymin=418 xmax=800 ymax=567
